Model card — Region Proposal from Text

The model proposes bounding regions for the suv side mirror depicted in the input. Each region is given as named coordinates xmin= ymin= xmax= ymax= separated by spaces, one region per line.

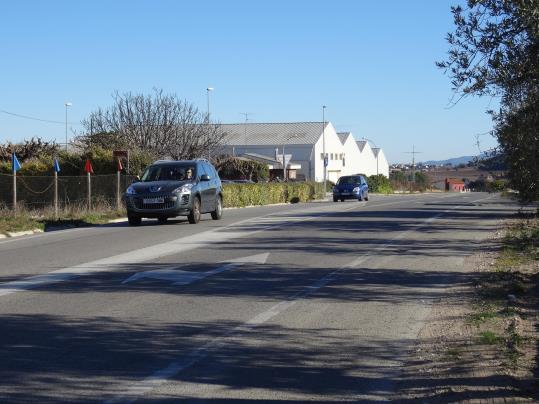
xmin=200 ymin=174 xmax=210 ymax=181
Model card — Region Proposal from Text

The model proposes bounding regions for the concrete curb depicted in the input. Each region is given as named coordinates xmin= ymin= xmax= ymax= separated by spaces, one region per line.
xmin=1 ymin=229 xmax=44 ymax=239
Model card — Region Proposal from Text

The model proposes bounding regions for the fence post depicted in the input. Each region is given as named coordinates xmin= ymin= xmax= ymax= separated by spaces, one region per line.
xmin=117 ymin=170 xmax=121 ymax=210
xmin=87 ymin=172 xmax=91 ymax=210
xmin=11 ymin=153 xmax=21 ymax=212
xmin=12 ymin=172 xmax=16 ymax=212
xmin=84 ymin=159 xmax=93 ymax=211
xmin=54 ymin=171 xmax=58 ymax=219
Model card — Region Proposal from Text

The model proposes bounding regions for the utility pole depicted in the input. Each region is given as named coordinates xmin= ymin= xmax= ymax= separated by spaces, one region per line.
xmin=239 ymin=112 xmax=253 ymax=155
xmin=404 ymin=145 xmax=423 ymax=190
xmin=322 ymin=105 xmax=327 ymax=195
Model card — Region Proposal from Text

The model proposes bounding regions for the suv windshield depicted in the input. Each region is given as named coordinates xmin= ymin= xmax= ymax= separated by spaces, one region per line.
xmin=141 ymin=164 xmax=196 ymax=182
xmin=337 ymin=176 xmax=361 ymax=185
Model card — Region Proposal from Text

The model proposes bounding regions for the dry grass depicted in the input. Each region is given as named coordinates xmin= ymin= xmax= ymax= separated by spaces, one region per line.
xmin=0 ymin=199 xmax=125 ymax=235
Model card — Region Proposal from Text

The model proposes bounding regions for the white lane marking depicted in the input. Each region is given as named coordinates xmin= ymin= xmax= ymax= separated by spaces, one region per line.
xmin=121 ymin=253 xmax=269 ymax=285
xmin=0 ymin=205 xmax=360 ymax=297
xmin=105 ymin=194 xmax=496 ymax=403
xmin=0 ymin=193 xmax=470 ymax=297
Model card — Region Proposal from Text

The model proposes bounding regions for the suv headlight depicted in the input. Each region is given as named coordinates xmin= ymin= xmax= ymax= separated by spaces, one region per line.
xmin=126 ymin=186 xmax=136 ymax=195
xmin=173 ymin=183 xmax=194 ymax=194
xmin=353 ymin=187 xmax=360 ymax=193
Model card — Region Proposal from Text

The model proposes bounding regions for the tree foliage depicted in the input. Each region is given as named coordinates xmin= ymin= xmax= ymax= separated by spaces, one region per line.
xmin=76 ymin=89 xmax=226 ymax=160
xmin=367 ymin=174 xmax=393 ymax=194
xmin=438 ymin=0 xmax=539 ymax=200
xmin=213 ymin=155 xmax=269 ymax=182
xmin=0 ymin=137 xmax=59 ymax=162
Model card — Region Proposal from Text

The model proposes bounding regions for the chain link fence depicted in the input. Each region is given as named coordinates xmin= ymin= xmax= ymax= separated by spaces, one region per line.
xmin=0 ymin=173 xmax=136 ymax=210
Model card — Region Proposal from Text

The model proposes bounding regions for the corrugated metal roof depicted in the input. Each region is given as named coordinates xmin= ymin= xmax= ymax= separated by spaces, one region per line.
xmin=337 ymin=132 xmax=351 ymax=145
xmin=220 ymin=122 xmax=328 ymax=146
xmin=356 ymin=140 xmax=368 ymax=152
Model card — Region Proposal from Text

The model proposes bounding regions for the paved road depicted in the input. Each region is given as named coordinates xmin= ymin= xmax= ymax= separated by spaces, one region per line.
xmin=0 ymin=192 xmax=522 ymax=402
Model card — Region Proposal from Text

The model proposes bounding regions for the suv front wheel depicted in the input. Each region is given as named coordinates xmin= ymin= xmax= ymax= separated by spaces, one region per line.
xmin=188 ymin=197 xmax=201 ymax=224
xmin=211 ymin=195 xmax=223 ymax=220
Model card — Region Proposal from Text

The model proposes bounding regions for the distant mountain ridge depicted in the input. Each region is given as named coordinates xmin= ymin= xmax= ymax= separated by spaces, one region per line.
xmin=420 ymin=153 xmax=488 ymax=166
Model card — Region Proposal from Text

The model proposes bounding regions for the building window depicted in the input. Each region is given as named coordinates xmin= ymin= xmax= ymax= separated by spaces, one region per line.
xmin=320 ymin=153 xmax=324 ymax=159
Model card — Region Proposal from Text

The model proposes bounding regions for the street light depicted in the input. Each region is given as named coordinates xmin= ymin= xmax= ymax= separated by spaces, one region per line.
xmin=206 ymin=87 xmax=213 ymax=159
xmin=65 ymin=102 xmax=72 ymax=151
xmin=322 ymin=105 xmax=327 ymax=195
xmin=362 ymin=137 xmax=379 ymax=175
xmin=206 ymin=87 xmax=213 ymax=122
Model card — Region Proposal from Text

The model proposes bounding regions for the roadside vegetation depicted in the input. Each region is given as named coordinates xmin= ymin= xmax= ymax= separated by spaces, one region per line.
xmin=467 ymin=211 xmax=538 ymax=374
xmin=0 ymin=182 xmax=326 ymax=235
xmin=0 ymin=202 xmax=124 ymax=236
xmin=438 ymin=0 xmax=538 ymax=202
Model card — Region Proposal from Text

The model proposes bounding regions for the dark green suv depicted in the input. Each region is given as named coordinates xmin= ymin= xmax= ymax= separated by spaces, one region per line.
xmin=124 ymin=159 xmax=223 ymax=225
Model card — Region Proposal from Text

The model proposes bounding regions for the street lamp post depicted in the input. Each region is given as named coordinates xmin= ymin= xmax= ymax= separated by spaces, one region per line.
xmin=206 ymin=87 xmax=213 ymax=121
xmin=362 ymin=137 xmax=379 ymax=175
xmin=322 ymin=105 xmax=327 ymax=195
xmin=206 ymin=87 xmax=213 ymax=159
xmin=64 ymin=102 xmax=72 ymax=151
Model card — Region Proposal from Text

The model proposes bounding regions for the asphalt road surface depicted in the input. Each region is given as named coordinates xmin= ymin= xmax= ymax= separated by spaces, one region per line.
xmin=0 ymin=192 xmax=522 ymax=402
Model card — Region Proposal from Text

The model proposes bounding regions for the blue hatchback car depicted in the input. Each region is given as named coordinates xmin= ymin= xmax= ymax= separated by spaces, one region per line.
xmin=333 ymin=175 xmax=369 ymax=202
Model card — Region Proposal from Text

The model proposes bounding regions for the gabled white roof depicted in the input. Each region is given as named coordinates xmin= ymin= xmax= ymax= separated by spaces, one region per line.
xmin=220 ymin=122 xmax=329 ymax=146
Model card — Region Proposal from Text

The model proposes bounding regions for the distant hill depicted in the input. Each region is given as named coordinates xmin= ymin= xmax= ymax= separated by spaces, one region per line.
xmin=420 ymin=153 xmax=489 ymax=167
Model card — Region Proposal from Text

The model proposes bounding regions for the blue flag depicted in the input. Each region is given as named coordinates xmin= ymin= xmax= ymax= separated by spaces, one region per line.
xmin=53 ymin=158 xmax=61 ymax=173
xmin=12 ymin=153 xmax=21 ymax=173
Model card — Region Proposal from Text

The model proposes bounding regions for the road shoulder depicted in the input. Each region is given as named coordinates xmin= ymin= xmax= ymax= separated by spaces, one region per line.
xmin=396 ymin=217 xmax=538 ymax=402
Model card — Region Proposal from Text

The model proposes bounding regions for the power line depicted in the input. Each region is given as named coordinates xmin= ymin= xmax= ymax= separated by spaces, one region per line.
xmin=0 ymin=109 xmax=79 ymax=125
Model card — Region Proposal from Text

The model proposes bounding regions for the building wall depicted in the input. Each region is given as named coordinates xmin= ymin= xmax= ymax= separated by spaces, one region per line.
xmin=216 ymin=122 xmax=389 ymax=182
xmin=313 ymin=123 xmax=345 ymax=182
xmin=342 ymin=136 xmax=363 ymax=176
xmin=375 ymin=150 xmax=390 ymax=178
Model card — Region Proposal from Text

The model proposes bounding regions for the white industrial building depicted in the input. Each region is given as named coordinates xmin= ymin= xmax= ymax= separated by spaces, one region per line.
xmin=216 ymin=122 xmax=389 ymax=182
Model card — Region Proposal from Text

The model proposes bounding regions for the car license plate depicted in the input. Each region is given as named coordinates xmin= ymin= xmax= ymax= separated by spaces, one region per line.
xmin=342 ymin=192 xmax=350 ymax=195
xmin=143 ymin=197 xmax=164 ymax=204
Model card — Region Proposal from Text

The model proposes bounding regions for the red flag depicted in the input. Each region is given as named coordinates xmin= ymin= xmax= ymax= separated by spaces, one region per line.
xmin=84 ymin=159 xmax=94 ymax=174
xmin=117 ymin=158 xmax=123 ymax=172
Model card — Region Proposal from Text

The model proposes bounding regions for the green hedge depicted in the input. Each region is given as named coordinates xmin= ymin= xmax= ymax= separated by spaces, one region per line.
xmin=222 ymin=181 xmax=325 ymax=207
xmin=367 ymin=174 xmax=394 ymax=194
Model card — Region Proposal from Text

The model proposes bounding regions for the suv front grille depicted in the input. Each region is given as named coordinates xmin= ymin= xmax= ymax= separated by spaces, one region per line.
xmin=133 ymin=195 xmax=176 ymax=210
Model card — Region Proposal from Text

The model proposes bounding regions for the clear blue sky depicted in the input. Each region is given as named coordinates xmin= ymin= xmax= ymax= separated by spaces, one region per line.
xmin=0 ymin=0 xmax=499 ymax=163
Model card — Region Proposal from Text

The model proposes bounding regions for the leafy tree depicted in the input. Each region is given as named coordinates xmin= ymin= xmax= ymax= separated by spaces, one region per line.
xmin=390 ymin=170 xmax=408 ymax=190
xmin=414 ymin=171 xmax=430 ymax=191
xmin=0 ymin=137 xmax=59 ymax=162
xmin=213 ymin=155 xmax=269 ymax=182
xmin=76 ymin=88 xmax=226 ymax=160
xmin=367 ymin=174 xmax=393 ymax=194
xmin=438 ymin=0 xmax=539 ymax=201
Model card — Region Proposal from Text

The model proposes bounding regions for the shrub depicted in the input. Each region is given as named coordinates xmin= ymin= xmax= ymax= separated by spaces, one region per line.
xmin=222 ymin=181 xmax=324 ymax=208
xmin=214 ymin=156 xmax=269 ymax=182
xmin=367 ymin=174 xmax=393 ymax=194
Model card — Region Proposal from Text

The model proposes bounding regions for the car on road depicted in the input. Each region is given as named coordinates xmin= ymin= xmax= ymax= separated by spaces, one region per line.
xmin=333 ymin=174 xmax=369 ymax=202
xmin=124 ymin=159 xmax=223 ymax=225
